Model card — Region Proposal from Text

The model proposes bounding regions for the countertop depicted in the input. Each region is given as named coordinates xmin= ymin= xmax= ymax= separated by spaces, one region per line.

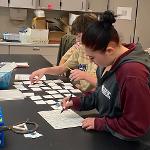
xmin=0 ymin=41 xmax=60 ymax=47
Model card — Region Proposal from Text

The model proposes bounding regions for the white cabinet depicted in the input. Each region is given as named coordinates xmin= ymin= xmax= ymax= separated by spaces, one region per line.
xmin=108 ymin=0 xmax=137 ymax=43
xmin=61 ymin=0 xmax=86 ymax=11
xmin=61 ymin=0 xmax=108 ymax=12
xmin=10 ymin=45 xmax=59 ymax=65
xmin=39 ymin=0 xmax=60 ymax=10
xmin=86 ymin=0 xmax=108 ymax=12
xmin=0 ymin=0 xmax=8 ymax=7
xmin=134 ymin=0 xmax=150 ymax=49
xmin=0 ymin=45 xmax=9 ymax=54
xmin=9 ymin=0 xmax=37 ymax=9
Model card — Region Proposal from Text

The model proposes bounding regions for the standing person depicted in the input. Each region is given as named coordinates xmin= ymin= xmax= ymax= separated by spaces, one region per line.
xmin=61 ymin=10 xmax=150 ymax=141
xmin=30 ymin=13 xmax=98 ymax=92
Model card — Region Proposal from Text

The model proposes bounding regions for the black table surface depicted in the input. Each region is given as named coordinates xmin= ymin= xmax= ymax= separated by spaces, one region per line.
xmin=0 ymin=54 xmax=149 ymax=150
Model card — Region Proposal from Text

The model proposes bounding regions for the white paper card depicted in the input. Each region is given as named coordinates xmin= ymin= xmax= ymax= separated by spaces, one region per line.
xmin=38 ymin=109 xmax=83 ymax=129
xmin=13 ymin=84 xmax=28 ymax=91
xmin=41 ymin=87 xmax=51 ymax=90
xmin=24 ymin=131 xmax=43 ymax=139
xmin=0 ymin=89 xmax=25 ymax=101
xmin=23 ymin=92 xmax=34 ymax=97
xmin=51 ymin=104 xmax=62 ymax=110
xmin=52 ymin=94 xmax=64 ymax=99
xmin=30 ymin=96 xmax=42 ymax=100
xmin=52 ymin=79 xmax=63 ymax=83
xmin=62 ymin=83 xmax=73 ymax=86
xmin=48 ymin=83 xmax=57 ymax=87
xmin=34 ymin=100 xmax=46 ymax=105
xmin=14 ymin=82 xmax=23 ymax=85
xmin=57 ymin=89 xmax=70 ymax=93
xmin=51 ymin=86 xmax=62 ymax=90
xmin=70 ymin=89 xmax=81 ymax=93
xmin=64 ymin=94 xmax=76 ymax=97
xmin=31 ymin=88 xmax=42 ymax=91
xmin=63 ymin=86 xmax=74 ymax=90
xmin=43 ymin=95 xmax=53 ymax=99
xmin=45 ymin=100 xmax=56 ymax=105
xmin=23 ymin=81 xmax=31 ymax=85
xmin=46 ymin=90 xmax=58 ymax=94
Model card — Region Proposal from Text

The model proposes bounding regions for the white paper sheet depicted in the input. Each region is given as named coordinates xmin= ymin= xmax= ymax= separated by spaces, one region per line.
xmin=0 ymin=89 xmax=25 ymax=101
xmin=38 ymin=109 xmax=83 ymax=129
xmin=15 ymin=74 xmax=46 ymax=81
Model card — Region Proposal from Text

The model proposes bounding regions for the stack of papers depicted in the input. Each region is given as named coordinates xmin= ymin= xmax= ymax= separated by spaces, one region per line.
xmin=0 ymin=89 xmax=25 ymax=101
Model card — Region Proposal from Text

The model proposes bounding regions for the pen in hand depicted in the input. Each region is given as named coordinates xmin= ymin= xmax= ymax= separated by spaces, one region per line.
xmin=61 ymin=94 xmax=72 ymax=113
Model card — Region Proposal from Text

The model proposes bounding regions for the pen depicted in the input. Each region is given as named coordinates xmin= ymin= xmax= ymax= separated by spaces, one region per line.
xmin=61 ymin=94 xmax=72 ymax=113
xmin=67 ymin=66 xmax=72 ymax=71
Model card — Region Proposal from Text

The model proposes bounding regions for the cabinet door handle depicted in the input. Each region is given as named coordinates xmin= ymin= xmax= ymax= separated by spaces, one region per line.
xmin=33 ymin=47 xmax=40 ymax=51
xmin=81 ymin=1 xmax=83 ymax=10
xmin=32 ymin=0 xmax=33 ymax=6
xmin=39 ymin=0 xmax=40 ymax=6
xmin=88 ymin=1 xmax=90 ymax=10
xmin=60 ymin=1 xmax=62 ymax=9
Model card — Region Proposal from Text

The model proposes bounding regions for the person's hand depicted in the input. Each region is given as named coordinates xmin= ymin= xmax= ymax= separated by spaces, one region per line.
xmin=82 ymin=118 xmax=95 ymax=130
xmin=69 ymin=69 xmax=87 ymax=81
xmin=61 ymin=96 xmax=73 ymax=111
xmin=29 ymin=68 xmax=47 ymax=84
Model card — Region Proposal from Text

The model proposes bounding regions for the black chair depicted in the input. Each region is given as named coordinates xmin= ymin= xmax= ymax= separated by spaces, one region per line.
xmin=57 ymin=34 xmax=76 ymax=65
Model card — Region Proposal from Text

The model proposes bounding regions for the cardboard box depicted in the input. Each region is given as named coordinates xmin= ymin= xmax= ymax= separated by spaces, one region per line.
xmin=49 ymin=31 xmax=66 ymax=44
xmin=32 ymin=17 xmax=47 ymax=29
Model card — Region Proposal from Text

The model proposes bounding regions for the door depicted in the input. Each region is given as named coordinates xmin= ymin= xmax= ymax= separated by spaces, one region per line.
xmin=134 ymin=0 xmax=150 ymax=49
xmin=87 ymin=0 xmax=108 ymax=12
xmin=0 ymin=0 xmax=8 ymax=7
xmin=9 ymin=0 xmax=36 ymax=9
xmin=61 ymin=0 xmax=86 ymax=11
xmin=108 ymin=0 xmax=137 ymax=43
xmin=39 ymin=0 xmax=60 ymax=10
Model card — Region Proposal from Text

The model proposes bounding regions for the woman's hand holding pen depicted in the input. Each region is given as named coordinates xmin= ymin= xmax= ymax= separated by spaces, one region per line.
xmin=61 ymin=96 xmax=73 ymax=112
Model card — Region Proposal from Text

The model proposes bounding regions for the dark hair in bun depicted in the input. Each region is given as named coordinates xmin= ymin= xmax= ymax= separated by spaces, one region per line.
xmin=100 ymin=10 xmax=116 ymax=29
xmin=82 ymin=10 xmax=119 ymax=52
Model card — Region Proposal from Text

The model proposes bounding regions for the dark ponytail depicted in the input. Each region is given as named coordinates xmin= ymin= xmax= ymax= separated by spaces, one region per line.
xmin=82 ymin=10 xmax=119 ymax=52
